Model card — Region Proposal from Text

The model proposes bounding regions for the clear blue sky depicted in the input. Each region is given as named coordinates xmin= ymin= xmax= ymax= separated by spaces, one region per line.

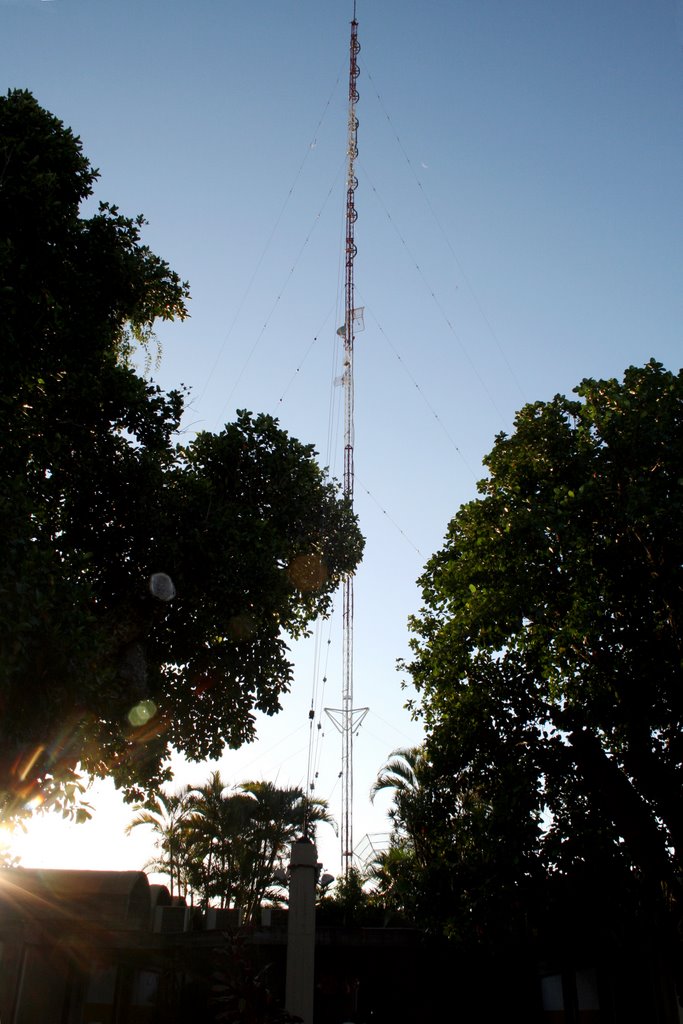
xmin=2 ymin=0 xmax=682 ymax=876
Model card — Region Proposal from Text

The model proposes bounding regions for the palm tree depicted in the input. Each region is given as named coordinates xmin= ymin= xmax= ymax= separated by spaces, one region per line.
xmin=185 ymin=771 xmax=255 ymax=909
xmin=131 ymin=773 xmax=335 ymax=920
xmin=125 ymin=786 xmax=194 ymax=899
xmin=370 ymin=746 xmax=426 ymax=851
xmin=237 ymin=781 xmax=333 ymax=920
xmin=367 ymin=747 xmax=431 ymax=918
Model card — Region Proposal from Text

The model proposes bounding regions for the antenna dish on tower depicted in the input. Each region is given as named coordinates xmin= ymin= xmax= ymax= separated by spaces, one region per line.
xmin=336 ymin=306 xmax=365 ymax=337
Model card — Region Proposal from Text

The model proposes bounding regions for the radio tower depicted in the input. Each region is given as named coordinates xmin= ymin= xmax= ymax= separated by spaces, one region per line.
xmin=326 ymin=3 xmax=368 ymax=875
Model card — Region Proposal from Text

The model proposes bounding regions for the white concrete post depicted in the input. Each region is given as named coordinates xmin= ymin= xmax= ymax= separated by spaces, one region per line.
xmin=285 ymin=837 xmax=319 ymax=1024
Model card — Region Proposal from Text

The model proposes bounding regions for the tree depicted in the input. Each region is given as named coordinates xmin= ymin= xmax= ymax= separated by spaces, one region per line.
xmin=211 ymin=932 xmax=301 ymax=1024
xmin=125 ymin=786 xmax=194 ymax=899
xmin=367 ymin=746 xmax=427 ymax=919
xmin=328 ymin=865 xmax=373 ymax=925
xmin=404 ymin=362 xmax=683 ymax=950
xmin=183 ymin=771 xmax=256 ymax=910
xmin=370 ymin=746 xmax=425 ymax=849
xmin=0 ymin=90 xmax=363 ymax=824
xmin=237 ymin=780 xmax=332 ymax=920
xmin=135 ymin=773 xmax=333 ymax=918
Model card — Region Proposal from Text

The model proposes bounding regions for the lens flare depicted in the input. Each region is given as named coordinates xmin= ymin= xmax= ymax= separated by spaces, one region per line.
xmin=149 ymin=573 xmax=176 ymax=601
xmin=127 ymin=700 xmax=157 ymax=727
xmin=287 ymin=553 xmax=327 ymax=592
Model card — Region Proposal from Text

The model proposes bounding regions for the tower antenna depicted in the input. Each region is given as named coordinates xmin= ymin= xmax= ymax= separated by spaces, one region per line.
xmin=325 ymin=7 xmax=368 ymax=875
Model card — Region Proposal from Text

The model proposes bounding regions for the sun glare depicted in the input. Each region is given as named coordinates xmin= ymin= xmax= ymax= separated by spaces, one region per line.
xmin=4 ymin=780 xmax=157 ymax=875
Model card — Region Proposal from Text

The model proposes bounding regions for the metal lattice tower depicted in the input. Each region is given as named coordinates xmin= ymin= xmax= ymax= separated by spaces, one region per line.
xmin=325 ymin=6 xmax=368 ymax=875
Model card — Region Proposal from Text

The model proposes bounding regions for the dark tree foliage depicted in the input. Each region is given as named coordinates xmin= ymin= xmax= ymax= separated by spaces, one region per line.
xmin=0 ymin=90 xmax=363 ymax=822
xmin=211 ymin=933 xmax=301 ymax=1024
xmin=403 ymin=361 xmax=683 ymax=948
